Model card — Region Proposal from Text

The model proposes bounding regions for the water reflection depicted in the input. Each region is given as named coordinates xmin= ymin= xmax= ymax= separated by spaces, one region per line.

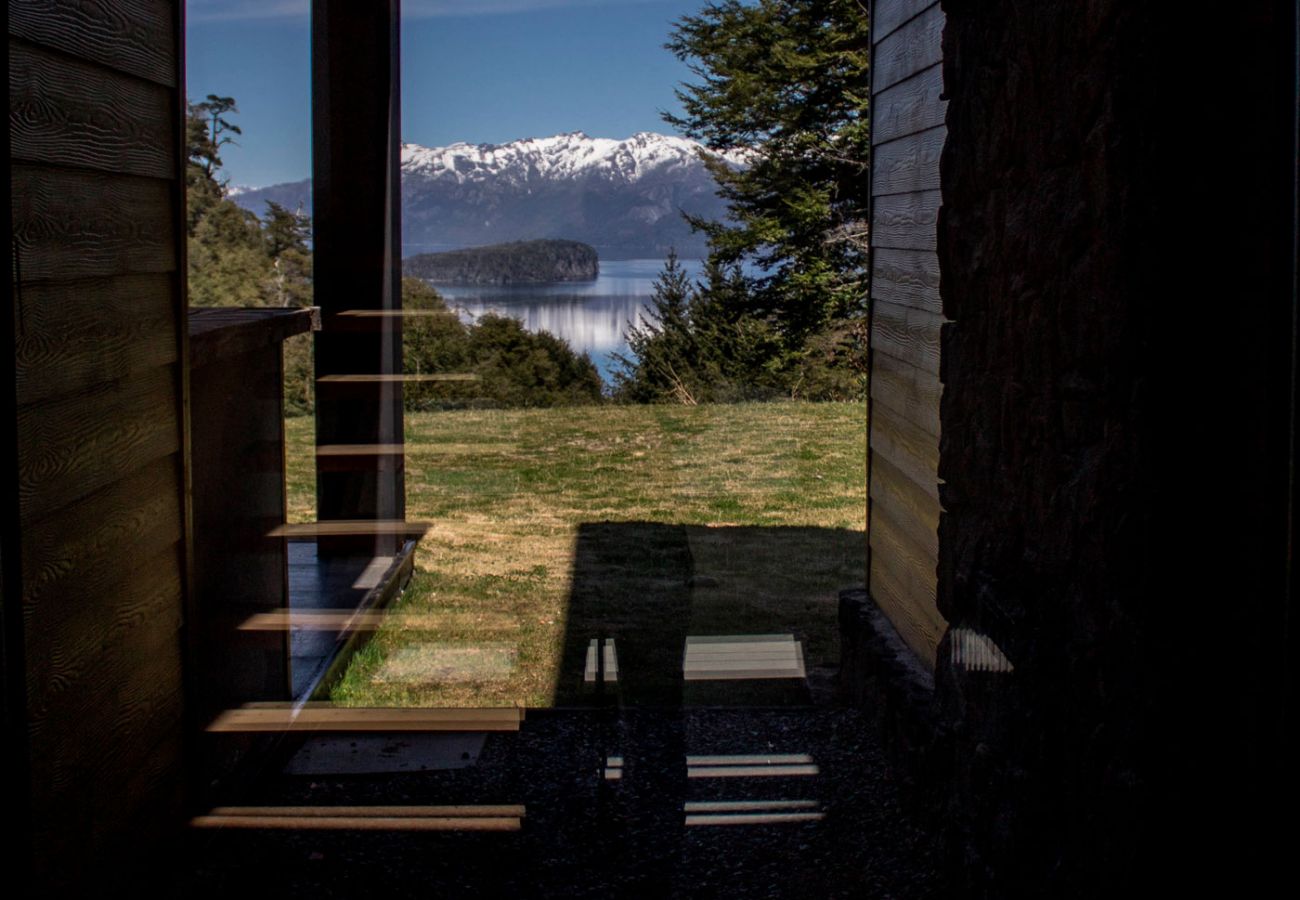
xmin=435 ymin=258 xmax=706 ymax=384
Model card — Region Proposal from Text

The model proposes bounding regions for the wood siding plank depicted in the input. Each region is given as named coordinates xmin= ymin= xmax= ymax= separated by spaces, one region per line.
xmin=870 ymin=449 xmax=940 ymax=559
xmin=21 ymin=454 xmax=182 ymax=616
xmin=872 ymin=125 xmax=945 ymax=196
xmin=872 ymin=247 xmax=940 ymax=313
xmin=8 ymin=0 xmax=177 ymax=87
xmin=873 ymin=0 xmax=937 ymax=46
xmin=15 ymin=275 xmax=178 ymax=407
xmin=16 ymin=366 xmax=180 ymax=524
xmin=872 ymin=300 xmax=943 ymax=376
xmin=24 ymin=544 xmax=182 ymax=729
xmin=27 ymin=619 xmax=183 ymax=825
xmin=872 ymin=63 xmax=946 ymax=147
xmin=872 ymin=3 xmax=944 ymax=93
xmin=9 ymin=41 xmax=175 ymax=179
xmin=871 ymin=190 xmax=941 ymax=251
xmin=871 ymin=349 xmax=942 ymax=438
xmin=868 ymin=503 xmax=944 ymax=665
xmin=870 ymin=400 xmax=940 ymax=501
xmin=12 ymin=165 xmax=175 ymax=281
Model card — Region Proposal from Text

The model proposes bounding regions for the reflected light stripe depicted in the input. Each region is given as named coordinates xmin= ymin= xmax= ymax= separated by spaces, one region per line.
xmin=237 ymin=610 xmax=519 ymax=632
xmin=317 ymin=373 xmax=480 ymax=383
xmin=687 ymin=764 xmax=820 ymax=778
xmin=206 ymin=705 xmax=523 ymax=733
xmin=684 ymin=800 xmax=818 ymax=813
xmin=335 ymin=309 xmax=459 ymax=317
xmin=685 ymin=812 xmax=824 ymax=826
xmin=210 ymin=805 xmax=524 ymax=818
xmin=686 ymin=754 xmax=814 ymax=765
xmin=268 ymin=520 xmax=431 ymax=538
xmin=192 ymin=813 xmax=521 ymax=832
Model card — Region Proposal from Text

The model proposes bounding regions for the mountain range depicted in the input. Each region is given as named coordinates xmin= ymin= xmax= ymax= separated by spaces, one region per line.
xmin=231 ymin=132 xmax=748 ymax=260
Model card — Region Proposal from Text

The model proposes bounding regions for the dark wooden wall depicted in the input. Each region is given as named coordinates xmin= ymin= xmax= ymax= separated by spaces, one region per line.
xmin=867 ymin=0 xmax=948 ymax=665
xmin=8 ymin=0 xmax=189 ymax=884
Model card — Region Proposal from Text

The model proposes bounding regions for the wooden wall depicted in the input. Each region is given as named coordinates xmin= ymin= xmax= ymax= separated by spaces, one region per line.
xmin=8 ymin=0 xmax=189 ymax=883
xmin=868 ymin=0 xmax=948 ymax=666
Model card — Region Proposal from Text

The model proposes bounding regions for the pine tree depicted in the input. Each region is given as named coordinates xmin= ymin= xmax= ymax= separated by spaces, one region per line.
xmin=615 ymin=250 xmax=706 ymax=404
xmin=664 ymin=0 xmax=871 ymax=346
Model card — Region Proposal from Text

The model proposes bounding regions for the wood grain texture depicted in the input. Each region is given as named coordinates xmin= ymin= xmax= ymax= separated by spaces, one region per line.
xmin=872 ymin=3 xmax=944 ymax=93
xmin=872 ymin=299 xmax=944 ymax=376
xmin=17 ymin=365 xmax=180 ymax=524
xmin=868 ymin=508 xmax=944 ymax=666
xmin=12 ymin=164 xmax=175 ymax=281
xmin=873 ymin=0 xmax=937 ymax=45
xmin=872 ymin=247 xmax=940 ymax=313
xmin=20 ymin=454 xmax=182 ymax=613
xmin=870 ymin=399 xmax=940 ymax=501
xmin=15 ymin=275 xmax=178 ymax=407
xmin=870 ymin=449 xmax=940 ymax=559
xmin=9 ymin=41 xmax=175 ymax=179
xmin=872 ymin=126 xmax=945 ymax=196
xmin=24 ymin=543 xmax=181 ymax=727
xmin=871 ymin=349 xmax=942 ymax=438
xmin=872 ymin=63 xmax=946 ymax=146
xmin=8 ymin=0 xmax=177 ymax=87
xmin=871 ymin=190 xmax=941 ymax=251
xmin=27 ymin=618 xmax=183 ymax=818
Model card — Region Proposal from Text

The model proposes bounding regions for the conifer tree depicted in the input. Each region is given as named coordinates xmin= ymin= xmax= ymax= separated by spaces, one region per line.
xmin=664 ymin=0 xmax=871 ymax=345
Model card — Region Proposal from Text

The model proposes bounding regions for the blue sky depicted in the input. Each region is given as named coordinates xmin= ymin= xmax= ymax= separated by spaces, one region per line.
xmin=186 ymin=0 xmax=703 ymax=188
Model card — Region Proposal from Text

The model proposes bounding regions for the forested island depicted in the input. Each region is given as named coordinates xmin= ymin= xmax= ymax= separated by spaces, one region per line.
xmin=404 ymin=239 xmax=598 ymax=285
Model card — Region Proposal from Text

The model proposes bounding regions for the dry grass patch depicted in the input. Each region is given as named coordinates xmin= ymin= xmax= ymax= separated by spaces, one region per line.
xmin=284 ymin=401 xmax=866 ymax=708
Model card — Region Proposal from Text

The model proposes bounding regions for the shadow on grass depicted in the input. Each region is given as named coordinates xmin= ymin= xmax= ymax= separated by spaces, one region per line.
xmin=553 ymin=522 xmax=865 ymax=707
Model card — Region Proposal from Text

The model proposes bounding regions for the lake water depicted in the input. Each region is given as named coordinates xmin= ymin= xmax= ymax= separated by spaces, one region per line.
xmin=433 ymin=258 xmax=707 ymax=388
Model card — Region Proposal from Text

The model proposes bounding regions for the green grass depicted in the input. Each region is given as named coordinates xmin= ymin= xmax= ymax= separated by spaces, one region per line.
xmin=284 ymin=401 xmax=867 ymax=708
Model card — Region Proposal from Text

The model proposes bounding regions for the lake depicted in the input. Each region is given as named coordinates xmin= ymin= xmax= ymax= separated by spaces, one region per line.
xmin=433 ymin=258 xmax=707 ymax=388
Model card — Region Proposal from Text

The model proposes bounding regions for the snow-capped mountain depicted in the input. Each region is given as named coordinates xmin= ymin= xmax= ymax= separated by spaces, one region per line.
xmin=232 ymin=132 xmax=748 ymax=259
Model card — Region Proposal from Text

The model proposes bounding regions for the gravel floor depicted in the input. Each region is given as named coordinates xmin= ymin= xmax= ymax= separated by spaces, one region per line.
xmin=177 ymin=705 xmax=944 ymax=898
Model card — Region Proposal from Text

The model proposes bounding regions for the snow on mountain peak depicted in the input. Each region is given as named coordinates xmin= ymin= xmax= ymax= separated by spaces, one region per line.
xmin=399 ymin=131 xmax=748 ymax=186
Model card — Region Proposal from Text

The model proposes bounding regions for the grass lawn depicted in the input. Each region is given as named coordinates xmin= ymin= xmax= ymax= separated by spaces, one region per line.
xmin=284 ymin=401 xmax=867 ymax=708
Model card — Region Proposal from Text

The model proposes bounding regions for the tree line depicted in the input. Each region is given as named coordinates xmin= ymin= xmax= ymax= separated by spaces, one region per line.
xmin=613 ymin=0 xmax=871 ymax=403
xmin=187 ymin=0 xmax=871 ymax=410
xmin=185 ymin=96 xmax=601 ymax=414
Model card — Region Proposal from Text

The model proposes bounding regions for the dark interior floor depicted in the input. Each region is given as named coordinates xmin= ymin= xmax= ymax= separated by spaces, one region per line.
xmin=176 ymin=705 xmax=943 ymax=899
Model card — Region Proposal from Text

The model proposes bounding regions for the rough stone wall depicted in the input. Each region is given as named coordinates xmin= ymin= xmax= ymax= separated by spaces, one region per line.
xmin=934 ymin=0 xmax=1295 ymax=895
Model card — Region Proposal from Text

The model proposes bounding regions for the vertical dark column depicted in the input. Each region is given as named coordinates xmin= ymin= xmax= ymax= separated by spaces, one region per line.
xmin=2 ymin=24 xmax=34 ymax=877
xmin=312 ymin=0 xmax=405 ymax=551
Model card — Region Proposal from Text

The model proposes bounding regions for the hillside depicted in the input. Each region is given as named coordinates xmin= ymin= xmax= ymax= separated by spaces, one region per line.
xmin=232 ymin=131 xmax=748 ymax=259
xmin=404 ymin=239 xmax=598 ymax=285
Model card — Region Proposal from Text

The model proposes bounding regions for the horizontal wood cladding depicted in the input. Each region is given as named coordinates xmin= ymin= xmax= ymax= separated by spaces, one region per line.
xmin=872 ymin=247 xmax=941 ymax=313
xmin=872 ymin=3 xmax=944 ymax=93
xmin=871 ymin=299 xmax=943 ymax=376
xmin=870 ymin=449 xmax=940 ymax=560
xmin=12 ymin=164 xmax=176 ymax=281
xmin=868 ymin=502 xmax=945 ymax=665
xmin=872 ymin=126 xmax=945 ymax=196
xmin=871 ymin=190 xmax=941 ymax=251
xmin=8 ymin=0 xmax=177 ymax=87
xmin=21 ymin=454 xmax=183 ymax=617
xmin=16 ymin=365 xmax=180 ymax=524
xmin=873 ymin=0 xmax=935 ymax=45
xmin=24 ymin=542 xmax=183 ymax=741
xmin=872 ymin=63 xmax=946 ymax=146
xmin=15 ymin=274 xmax=178 ymax=407
xmin=27 ymin=618 xmax=183 ymax=854
xmin=870 ymin=397 xmax=939 ymax=503
xmin=871 ymin=349 xmax=941 ymax=438
xmin=9 ymin=40 xmax=176 ymax=179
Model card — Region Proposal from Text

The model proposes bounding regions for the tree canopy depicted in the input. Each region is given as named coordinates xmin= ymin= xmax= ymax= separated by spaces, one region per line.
xmin=666 ymin=0 xmax=871 ymax=342
xmin=616 ymin=0 xmax=870 ymax=403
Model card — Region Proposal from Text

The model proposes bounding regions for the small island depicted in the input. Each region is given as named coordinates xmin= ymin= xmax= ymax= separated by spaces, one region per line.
xmin=403 ymin=239 xmax=599 ymax=285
